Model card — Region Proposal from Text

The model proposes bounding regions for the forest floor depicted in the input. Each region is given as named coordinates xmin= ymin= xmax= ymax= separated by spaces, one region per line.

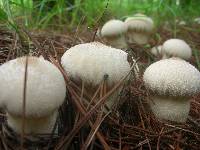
xmin=0 ymin=24 xmax=200 ymax=150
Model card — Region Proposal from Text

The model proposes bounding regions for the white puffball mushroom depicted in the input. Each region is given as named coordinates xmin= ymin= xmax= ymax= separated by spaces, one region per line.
xmin=143 ymin=58 xmax=200 ymax=123
xmin=178 ymin=21 xmax=186 ymax=26
xmin=162 ymin=39 xmax=192 ymax=60
xmin=61 ymin=42 xmax=131 ymax=109
xmin=125 ymin=13 xmax=154 ymax=45
xmin=101 ymin=19 xmax=128 ymax=50
xmin=0 ymin=56 xmax=66 ymax=134
xmin=194 ymin=17 xmax=200 ymax=24
xmin=150 ymin=45 xmax=162 ymax=56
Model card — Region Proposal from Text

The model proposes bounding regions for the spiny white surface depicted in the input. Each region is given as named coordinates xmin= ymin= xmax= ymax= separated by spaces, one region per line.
xmin=0 ymin=56 xmax=66 ymax=117
xmin=101 ymin=19 xmax=127 ymax=37
xmin=149 ymin=96 xmax=190 ymax=122
xmin=125 ymin=14 xmax=154 ymax=32
xmin=7 ymin=111 xmax=58 ymax=134
xmin=162 ymin=39 xmax=192 ymax=60
xmin=151 ymin=45 xmax=162 ymax=56
xmin=61 ymin=42 xmax=130 ymax=87
xmin=143 ymin=58 xmax=200 ymax=96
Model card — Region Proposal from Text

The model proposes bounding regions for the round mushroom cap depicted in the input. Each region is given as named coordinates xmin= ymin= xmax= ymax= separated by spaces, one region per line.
xmin=125 ymin=14 xmax=154 ymax=33
xmin=61 ymin=42 xmax=130 ymax=87
xmin=162 ymin=39 xmax=192 ymax=60
xmin=143 ymin=58 xmax=200 ymax=97
xmin=101 ymin=19 xmax=127 ymax=37
xmin=0 ymin=56 xmax=66 ymax=118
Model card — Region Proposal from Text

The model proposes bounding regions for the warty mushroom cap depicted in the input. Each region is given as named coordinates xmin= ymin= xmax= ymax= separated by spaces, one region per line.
xmin=61 ymin=42 xmax=130 ymax=87
xmin=101 ymin=19 xmax=127 ymax=37
xmin=143 ymin=58 xmax=200 ymax=97
xmin=162 ymin=39 xmax=192 ymax=60
xmin=0 ymin=56 xmax=66 ymax=118
xmin=125 ymin=14 xmax=154 ymax=33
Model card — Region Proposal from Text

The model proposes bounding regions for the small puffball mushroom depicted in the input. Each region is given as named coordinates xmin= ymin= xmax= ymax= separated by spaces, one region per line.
xmin=101 ymin=19 xmax=128 ymax=49
xmin=143 ymin=58 xmax=200 ymax=123
xmin=0 ymin=56 xmax=66 ymax=134
xmin=61 ymin=42 xmax=131 ymax=109
xmin=125 ymin=13 xmax=154 ymax=45
xmin=194 ymin=17 xmax=200 ymax=24
xmin=178 ymin=21 xmax=186 ymax=26
xmin=162 ymin=39 xmax=192 ymax=60
xmin=150 ymin=45 xmax=162 ymax=56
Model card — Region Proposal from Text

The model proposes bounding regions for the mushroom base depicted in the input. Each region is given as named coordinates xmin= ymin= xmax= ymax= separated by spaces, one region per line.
xmin=7 ymin=111 xmax=58 ymax=134
xmin=127 ymin=32 xmax=149 ymax=45
xmin=149 ymin=96 xmax=190 ymax=123
xmin=78 ymin=81 xmax=124 ymax=112
xmin=105 ymin=36 xmax=127 ymax=50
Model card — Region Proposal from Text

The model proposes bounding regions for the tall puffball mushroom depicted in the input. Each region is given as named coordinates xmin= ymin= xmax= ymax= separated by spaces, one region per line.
xmin=101 ymin=19 xmax=128 ymax=50
xmin=143 ymin=58 xmax=200 ymax=123
xmin=0 ymin=56 xmax=66 ymax=134
xmin=162 ymin=39 xmax=192 ymax=60
xmin=125 ymin=13 xmax=154 ymax=45
xmin=61 ymin=42 xmax=131 ymax=109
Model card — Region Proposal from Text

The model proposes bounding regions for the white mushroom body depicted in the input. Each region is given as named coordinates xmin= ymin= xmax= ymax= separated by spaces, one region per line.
xmin=125 ymin=14 xmax=154 ymax=45
xmin=178 ymin=21 xmax=186 ymax=26
xmin=7 ymin=111 xmax=58 ymax=134
xmin=101 ymin=19 xmax=128 ymax=50
xmin=194 ymin=17 xmax=200 ymax=24
xmin=0 ymin=56 xmax=66 ymax=134
xmin=150 ymin=45 xmax=162 ymax=56
xmin=143 ymin=58 xmax=200 ymax=123
xmin=162 ymin=39 xmax=192 ymax=60
xmin=61 ymin=42 xmax=131 ymax=109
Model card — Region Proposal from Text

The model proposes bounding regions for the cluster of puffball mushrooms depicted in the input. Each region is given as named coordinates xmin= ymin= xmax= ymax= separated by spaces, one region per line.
xmin=0 ymin=42 xmax=131 ymax=136
xmin=0 ymin=13 xmax=200 ymax=139
xmin=100 ymin=13 xmax=200 ymax=123
xmin=100 ymin=13 xmax=154 ymax=49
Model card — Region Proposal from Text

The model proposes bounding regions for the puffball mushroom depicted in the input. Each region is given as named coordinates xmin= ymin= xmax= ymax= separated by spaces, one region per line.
xmin=125 ymin=13 xmax=154 ymax=45
xmin=61 ymin=42 xmax=131 ymax=109
xmin=178 ymin=20 xmax=186 ymax=26
xmin=0 ymin=56 xmax=66 ymax=134
xmin=194 ymin=17 xmax=200 ymax=24
xmin=150 ymin=45 xmax=162 ymax=57
xmin=101 ymin=19 xmax=128 ymax=49
xmin=143 ymin=58 xmax=200 ymax=123
xmin=162 ymin=39 xmax=192 ymax=60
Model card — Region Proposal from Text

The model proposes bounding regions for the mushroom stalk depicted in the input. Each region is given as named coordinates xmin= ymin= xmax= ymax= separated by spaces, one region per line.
xmin=106 ymin=35 xmax=127 ymax=49
xmin=149 ymin=96 xmax=190 ymax=123
xmin=7 ymin=111 xmax=58 ymax=134
xmin=127 ymin=32 xmax=150 ymax=45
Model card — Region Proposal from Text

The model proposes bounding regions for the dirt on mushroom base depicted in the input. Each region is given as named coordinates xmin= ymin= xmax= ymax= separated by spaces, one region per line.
xmin=0 ymin=25 xmax=200 ymax=149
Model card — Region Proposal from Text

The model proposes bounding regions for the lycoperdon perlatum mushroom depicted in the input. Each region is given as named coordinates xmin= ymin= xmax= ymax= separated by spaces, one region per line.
xmin=61 ymin=42 xmax=131 ymax=110
xmin=101 ymin=19 xmax=128 ymax=50
xmin=143 ymin=58 xmax=200 ymax=123
xmin=0 ymin=56 xmax=66 ymax=134
xmin=125 ymin=13 xmax=154 ymax=45
xmin=162 ymin=39 xmax=192 ymax=60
